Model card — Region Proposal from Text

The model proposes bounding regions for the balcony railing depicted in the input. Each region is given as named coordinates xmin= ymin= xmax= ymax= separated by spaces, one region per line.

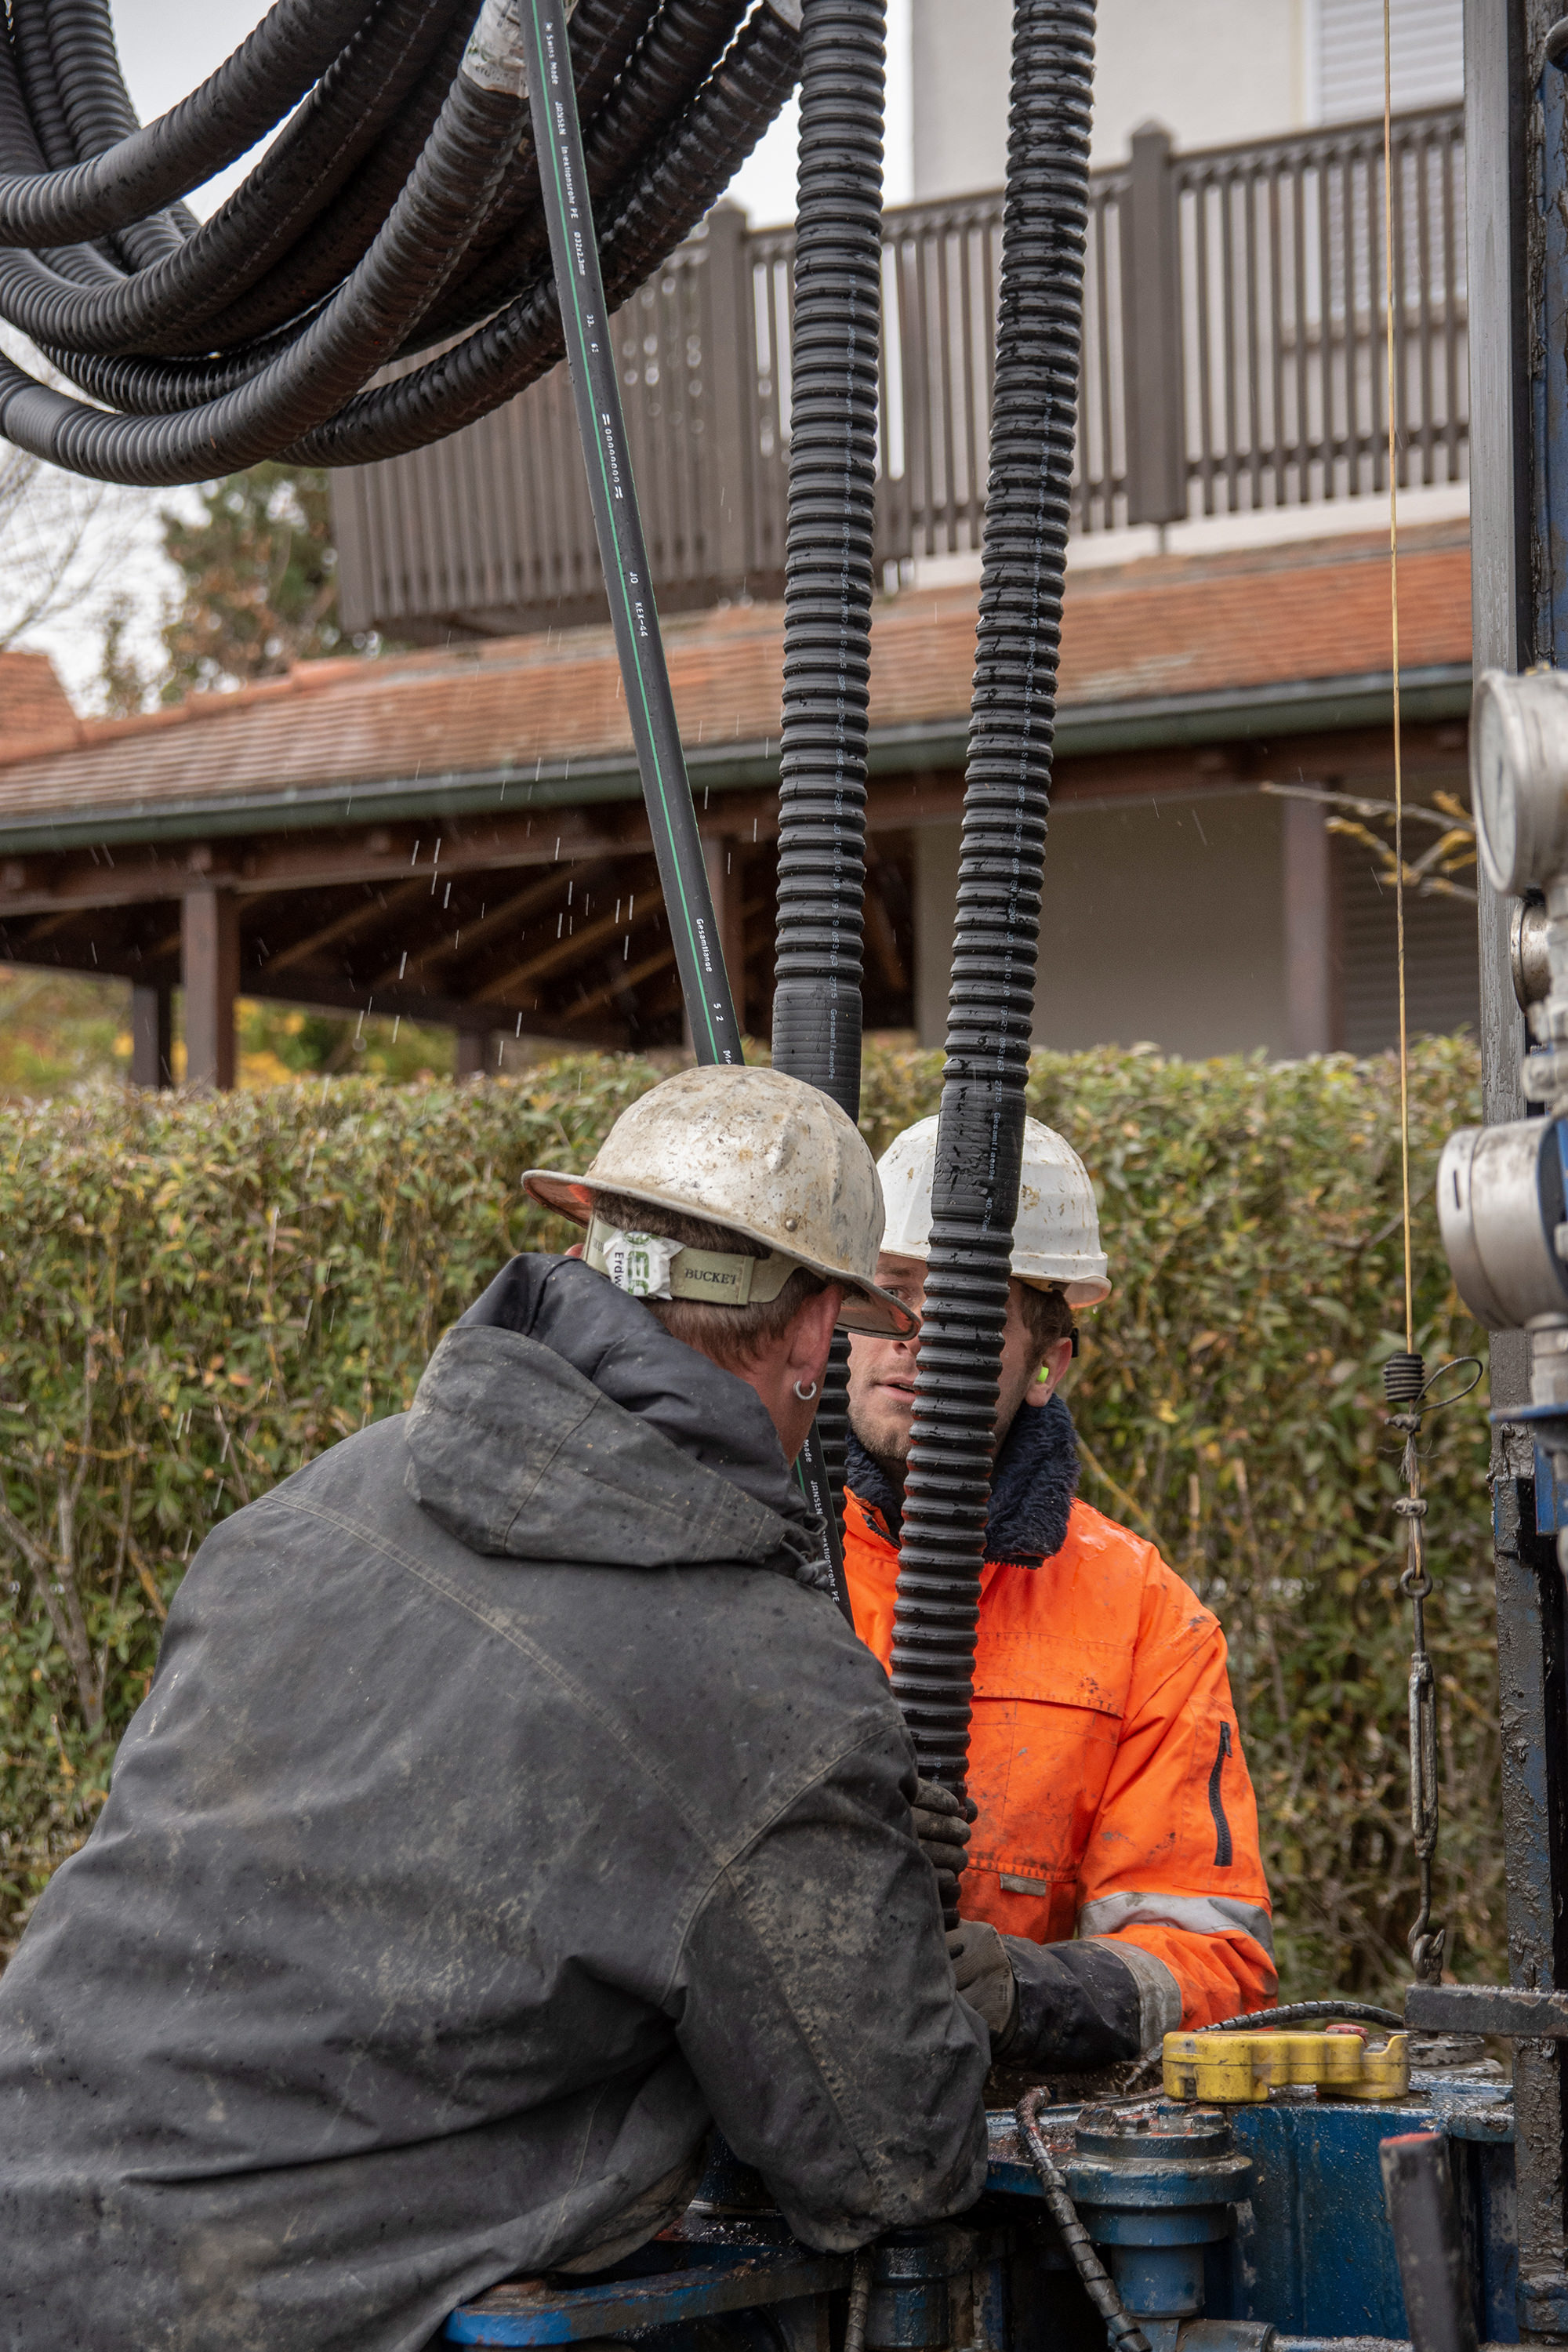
xmin=333 ymin=103 xmax=1466 ymax=641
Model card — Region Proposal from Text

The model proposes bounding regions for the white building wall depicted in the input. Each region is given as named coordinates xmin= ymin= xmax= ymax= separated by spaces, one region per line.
xmin=913 ymin=795 xmax=1291 ymax=1059
xmin=907 ymin=0 xmax=1461 ymax=196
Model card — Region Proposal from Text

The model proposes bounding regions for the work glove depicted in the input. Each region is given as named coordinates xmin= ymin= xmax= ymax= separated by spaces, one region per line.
xmin=911 ymin=1776 xmax=975 ymax=1902
xmin=946 ymin=1916 xmax=1019 ymax=2050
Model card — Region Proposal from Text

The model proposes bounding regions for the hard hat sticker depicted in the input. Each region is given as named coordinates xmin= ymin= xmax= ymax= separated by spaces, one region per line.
xmin=593 ymin=1229 xmax=681 ymax=1300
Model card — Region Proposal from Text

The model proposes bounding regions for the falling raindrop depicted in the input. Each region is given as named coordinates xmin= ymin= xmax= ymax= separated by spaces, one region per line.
xmin=398 ymin=951 xmax=408 ymax=978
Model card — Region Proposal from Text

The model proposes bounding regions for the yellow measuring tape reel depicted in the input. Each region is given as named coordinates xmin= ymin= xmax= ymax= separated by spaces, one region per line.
xmin=1163 ymin=2028 xmax=1412 ymax=2105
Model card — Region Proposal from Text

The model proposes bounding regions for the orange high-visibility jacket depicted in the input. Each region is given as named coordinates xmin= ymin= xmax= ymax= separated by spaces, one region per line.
xmin=843 ymin=1489 xmax=1276 ymax=2029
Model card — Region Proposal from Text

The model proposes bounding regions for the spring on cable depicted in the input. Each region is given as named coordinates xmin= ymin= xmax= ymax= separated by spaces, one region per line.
xmin=771 ymin=0 xmax=884 ymax=1533
xmin=887 ymin=0 xmax=1094 ymax=1918
xmin=0 ymin=0 xmax=802 ymax=485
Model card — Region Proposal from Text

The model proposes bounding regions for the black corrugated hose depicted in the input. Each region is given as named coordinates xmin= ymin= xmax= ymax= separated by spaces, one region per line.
xmin=1017 ymin=2089 xmax=1152 ymax=2352
xmin=887 ymin=0 xmax=1095 ymax=1911
xmin=517 ymin=0 xmax=848 ymax=1609
xmin=0 ymin=0 xmax=803 ymax=484
xmin=771 ymin=0 xmax=884 ymax=1583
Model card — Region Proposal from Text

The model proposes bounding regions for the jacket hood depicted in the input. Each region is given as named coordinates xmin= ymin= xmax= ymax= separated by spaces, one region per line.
xmin=848 ymin=1389 xmax=1080 ymax=1568
xmin=405 ymin=1254 xmax=826 ymax=1585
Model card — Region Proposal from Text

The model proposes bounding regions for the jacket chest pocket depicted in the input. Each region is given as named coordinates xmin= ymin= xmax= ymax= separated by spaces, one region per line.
xmin=967 ymin=1644 xmax=1127 ymax=1886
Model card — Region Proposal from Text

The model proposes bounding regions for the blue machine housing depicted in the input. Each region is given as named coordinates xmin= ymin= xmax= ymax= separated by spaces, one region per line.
xmin=445 ymin=2074 xmax=1517 ymax=2352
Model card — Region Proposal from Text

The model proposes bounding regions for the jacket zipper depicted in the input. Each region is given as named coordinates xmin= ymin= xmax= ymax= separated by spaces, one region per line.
xmin=1208 ymin=1722 xmax=1233 ymax=1867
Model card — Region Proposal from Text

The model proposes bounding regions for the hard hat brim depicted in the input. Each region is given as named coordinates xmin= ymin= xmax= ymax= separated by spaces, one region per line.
xmin=1018 ymin=1272 xmax=1113 ymax=1309
xmin=521 ymin=1168 xmax=919 ymax=1338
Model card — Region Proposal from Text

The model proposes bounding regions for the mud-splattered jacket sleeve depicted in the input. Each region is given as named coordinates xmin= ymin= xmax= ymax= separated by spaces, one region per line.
xmin=670 ymin=1722 xmax=991 ymax=2251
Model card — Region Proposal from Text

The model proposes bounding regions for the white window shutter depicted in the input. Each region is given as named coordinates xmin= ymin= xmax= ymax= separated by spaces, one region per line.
xmin=1318 ymin=0 xmax=1464 ymax=122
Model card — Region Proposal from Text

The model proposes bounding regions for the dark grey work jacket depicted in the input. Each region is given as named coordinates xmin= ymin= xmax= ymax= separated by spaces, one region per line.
xmin=0 ymin=1258 xmax=989 ymax=2352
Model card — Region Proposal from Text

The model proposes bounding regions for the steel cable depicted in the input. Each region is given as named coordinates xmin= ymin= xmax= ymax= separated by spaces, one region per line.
xmin=887 ymin=0 xmax=1094 ymax=1909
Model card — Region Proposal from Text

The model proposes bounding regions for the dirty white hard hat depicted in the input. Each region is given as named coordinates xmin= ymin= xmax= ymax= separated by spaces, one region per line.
xmin=523 ymin=1065 xmax=917 ymax=1337
xmin=875 ymin=1114 xmax=1112 ymax=1308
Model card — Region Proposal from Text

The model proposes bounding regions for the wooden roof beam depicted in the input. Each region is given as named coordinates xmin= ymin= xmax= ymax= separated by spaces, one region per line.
xmin=263 ymin=875 xmax=433 ymax=976
xmin=563 ymin=891 xmax=769 ymax=1024
xmin=379 ymin=855 xmax=631 ymax=991
xmin=239 ymin=960 xmax=630 ymax=1051
xmin=474 ymin=891 xmax=666 ymax=1004
xmin=564 ymin=937 xmax=677 ymax=1021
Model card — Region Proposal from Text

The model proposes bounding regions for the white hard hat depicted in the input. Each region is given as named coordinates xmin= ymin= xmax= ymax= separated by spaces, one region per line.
xmin=523 ymin=1065 xmax=917 ymax=1337
xmin=875 ymin=1115 xmax=1112 ymax=1308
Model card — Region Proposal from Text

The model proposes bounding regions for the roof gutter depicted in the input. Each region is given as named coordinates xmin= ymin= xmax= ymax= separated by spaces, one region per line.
xmin=0 ymin=663 xmax=1473 ymax=856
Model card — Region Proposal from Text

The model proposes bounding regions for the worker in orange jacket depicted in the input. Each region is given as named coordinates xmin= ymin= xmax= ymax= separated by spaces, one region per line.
xmin=844 ymin=1116 xmax=1276 ymax=2070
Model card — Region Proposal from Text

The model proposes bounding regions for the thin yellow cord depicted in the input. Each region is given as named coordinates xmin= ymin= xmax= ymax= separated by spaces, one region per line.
xmin=1385 ymin=0 xmax=1414 ymax=1354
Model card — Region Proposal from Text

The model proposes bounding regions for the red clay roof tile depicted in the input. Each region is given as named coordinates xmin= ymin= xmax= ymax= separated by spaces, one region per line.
xmin=0 ymin=528 xmax=1470 ymax=829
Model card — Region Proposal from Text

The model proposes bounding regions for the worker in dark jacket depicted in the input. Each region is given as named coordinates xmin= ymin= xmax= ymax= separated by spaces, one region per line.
xmin=0 ymin=1066 xmax=989 ymax=2352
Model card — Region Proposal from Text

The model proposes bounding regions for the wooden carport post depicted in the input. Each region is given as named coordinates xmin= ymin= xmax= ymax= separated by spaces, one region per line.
xmin=129 ymin=982 xmax=172 ymax=1089
xmin=456 ymin=1029 xmax=495 ymax=1080
xmin=182 ymin=885 xmax=238 ymax=1090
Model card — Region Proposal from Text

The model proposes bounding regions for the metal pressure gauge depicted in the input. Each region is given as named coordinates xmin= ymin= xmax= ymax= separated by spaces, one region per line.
xmin=1438 ymin=1118 xmax=1568 ymax=1328
xmin=1472 ymin=669 xmax=1568 ymax=895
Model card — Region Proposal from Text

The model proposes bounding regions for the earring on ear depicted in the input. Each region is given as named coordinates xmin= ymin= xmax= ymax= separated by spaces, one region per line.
xmin=793 ymin=1378 xmax=818 ymax=1402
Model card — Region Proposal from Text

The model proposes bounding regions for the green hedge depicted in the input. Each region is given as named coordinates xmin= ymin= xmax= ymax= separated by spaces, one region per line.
xmin=0 ymin=1040 xmax=1494 ymax=1998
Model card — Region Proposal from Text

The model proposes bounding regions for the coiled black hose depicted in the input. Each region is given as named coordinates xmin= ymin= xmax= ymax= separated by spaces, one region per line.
xmin=771 ymin=0 xmax=884 ymax=1565
xmin=289 ymin=2 xmax=801 ymax=467
xmin=887 ymin=0 xmax=1094 ymax=1903
xmin=0 ymin=0 xmax=802 ymax=484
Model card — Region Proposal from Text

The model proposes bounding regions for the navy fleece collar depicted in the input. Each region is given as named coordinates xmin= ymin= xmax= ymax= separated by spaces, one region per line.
xmin=847 ymin=1391 xmax=1080 ymax=1568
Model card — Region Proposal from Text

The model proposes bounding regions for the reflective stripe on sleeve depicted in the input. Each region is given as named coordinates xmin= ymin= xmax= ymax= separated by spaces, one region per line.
xmin=1077 ymin=1889 xmax=1276 ymax=1958
xmin=1083 ymin=1935 xmax=1183 ymax=2053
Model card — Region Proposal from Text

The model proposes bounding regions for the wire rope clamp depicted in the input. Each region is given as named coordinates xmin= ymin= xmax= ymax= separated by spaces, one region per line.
xmin=1163 ymin=2028 xmax=1412 ymax=2103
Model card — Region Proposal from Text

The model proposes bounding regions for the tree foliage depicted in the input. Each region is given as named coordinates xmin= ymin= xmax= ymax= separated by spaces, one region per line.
xmin=0 ymin=1040 xmax=1496 ymax=2001
xmin=159 ymin=463 xmax=349 ymax=699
